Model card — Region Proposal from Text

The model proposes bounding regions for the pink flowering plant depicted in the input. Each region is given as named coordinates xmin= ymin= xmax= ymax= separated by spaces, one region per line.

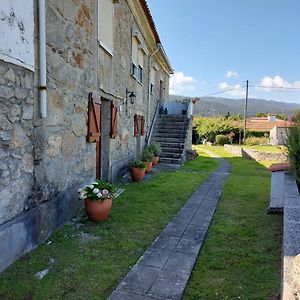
xmin=78 ymin=180 xmax=116 ymax=201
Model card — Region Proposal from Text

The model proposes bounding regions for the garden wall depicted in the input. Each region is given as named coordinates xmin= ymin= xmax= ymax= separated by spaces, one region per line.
xmin=282 ymin=174 xmax=300 ymax=299
xmin=224 ymin=144 xmax=288 ymax=162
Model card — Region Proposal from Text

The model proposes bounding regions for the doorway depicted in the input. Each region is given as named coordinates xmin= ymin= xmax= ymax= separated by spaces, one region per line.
xmin=98 ymin=98 xmax=111 ymax=181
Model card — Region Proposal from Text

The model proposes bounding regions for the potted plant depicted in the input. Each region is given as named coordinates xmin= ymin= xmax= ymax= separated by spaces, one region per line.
xmin=78 ymin=180 xmax=116 ymax=221
xmin=149 ymin=142 xmax=162 ymax=166
xmin=130 ymin=160 xmax=146 ymax=182
xmin=141 ymin=147 xmax=154 ymax=173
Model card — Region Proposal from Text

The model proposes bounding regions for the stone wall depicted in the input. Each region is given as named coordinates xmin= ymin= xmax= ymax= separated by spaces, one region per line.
xmin=0 ymin=61 xmax=34 ymax=225
xmin=0 ymin=0 xmax=169 ymax=272
xmin=224 ymin=144 xmax=288 ymax=162
xmin=31 ymin=0 xmax=97 ymax=204
xmin=0 ymin=0 xmax=171 ymax=272
xmin=282 ymin=174 xmax=300 ymax=299
xmin=98 ymin=0 xmax=170 ymax=182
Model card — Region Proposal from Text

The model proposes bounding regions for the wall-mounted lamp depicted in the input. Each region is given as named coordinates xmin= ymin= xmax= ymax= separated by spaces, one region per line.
xmin=126 ymin=89 xmax=136 ymax=105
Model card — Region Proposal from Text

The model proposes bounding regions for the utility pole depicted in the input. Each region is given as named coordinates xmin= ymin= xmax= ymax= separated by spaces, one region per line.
xmin=243 ymin=80 xmax=249 ymax=142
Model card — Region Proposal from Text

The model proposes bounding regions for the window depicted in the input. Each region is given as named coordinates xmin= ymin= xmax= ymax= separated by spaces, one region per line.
xmin=137 ymin=48 xmax=144 ymax=83
xmin=131 ymin=36 xmax=139 ymax=77
xmin=150 ymin=83 xmax=154 ymax=94
xmin=132 ymin=63 xmax=137 ymax=77
xmin=98 ymin=0 xmax=114 ymax=54
xmin=138 ymin=65 xmax=143 ymax=83
xmin=150 ymin=67 xmax=156 ymax=94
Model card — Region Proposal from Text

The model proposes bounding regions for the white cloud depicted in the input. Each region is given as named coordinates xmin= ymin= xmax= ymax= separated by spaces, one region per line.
xmin=218 ymin=82 xmax=245 ymax=97
xmin=226 ymin=70 xmax=239 ymax=78
xmin=258 ymin=75 xmax=300 ymax=92
xmin=169 ymin=72 xmax=197 ymax=95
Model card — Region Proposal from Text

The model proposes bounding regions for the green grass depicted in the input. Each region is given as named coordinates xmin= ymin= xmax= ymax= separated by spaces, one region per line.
xmin=181 ymin=148 xmax=219 ymax=172
xmin=0 ymin=154 xmax=218 ymax=300
xmin=184 ymin=146 xmax=282 ymax=300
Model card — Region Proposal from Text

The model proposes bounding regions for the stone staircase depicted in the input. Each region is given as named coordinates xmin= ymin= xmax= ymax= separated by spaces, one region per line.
xmin=151 ymin=114 xmax=189 ymax=164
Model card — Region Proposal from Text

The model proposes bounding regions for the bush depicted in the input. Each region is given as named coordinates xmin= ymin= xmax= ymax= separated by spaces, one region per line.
xmin=141 ymin=147 xmax=154 ymax=162
xmin=286 ymin=112 xmax=300 ymax=188
xmin=130 ymin=160 xmax=146 ymax=169
xmin=193 ymin=117 xmax=241 ymax=143
xmin=244 ymin=137 xmax=269 ymax=146
xmin=247 ymin=131 xmax=269 ymax=138
xmin=149 ymin=142 xmax=162 ymax=156
xmin=215 ymin=134 xmax=229 ymax=145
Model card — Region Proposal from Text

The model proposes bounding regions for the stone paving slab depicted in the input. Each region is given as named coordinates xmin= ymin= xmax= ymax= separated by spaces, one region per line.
xmin=109 ymin=158 xmax=230 ymax=300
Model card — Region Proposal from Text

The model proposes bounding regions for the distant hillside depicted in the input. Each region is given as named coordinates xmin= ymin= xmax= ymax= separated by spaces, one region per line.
xmin=169 ymin=95 xmax=300 ymax=117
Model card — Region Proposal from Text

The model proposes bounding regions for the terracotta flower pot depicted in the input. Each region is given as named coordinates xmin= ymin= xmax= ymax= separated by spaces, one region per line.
xmin=130 ymin=167 xmax=145 ymax=182
xmin=145 ymin=161 xmax=153 ymax=173
xmin=152 ymin=156 xmax=159 ymax=166
xmin=84 ymin=197 xmax=112 ymax=221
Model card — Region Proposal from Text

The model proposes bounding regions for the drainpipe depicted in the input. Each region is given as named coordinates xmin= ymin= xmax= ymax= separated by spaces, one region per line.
xmin=147 ymin=43 xmax=162 ymax=129
xmin=39 ymin=0 xmax=47 ymax=118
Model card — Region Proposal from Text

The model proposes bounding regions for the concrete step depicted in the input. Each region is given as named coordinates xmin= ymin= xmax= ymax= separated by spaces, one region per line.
xmin=161 ymin=146 xmax=184 ymax=153
xmin=159 ymin=142 xmax=184 ymax=149
xmin=161 ymin=152 xmax=182 ymax=159
xmin=152 ymin=137 xmax=185 ymax=143
xmin=156 ymin=119 xmax=186 ymax=125
xmin=152 ymin=133 xmax=186 ymax=139
xmin=159 ymin=115 xmax=186 ymax=121
xmin=154 ymin=129 xmax=184 ymax=134
xmin=156 ymin=124 xmax=187 ymax=130
xmin=159 ymin=157 xmax=182 ymax=164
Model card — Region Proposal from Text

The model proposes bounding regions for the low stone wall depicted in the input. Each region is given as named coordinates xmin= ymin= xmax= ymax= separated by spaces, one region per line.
xmin=224 ymin=144 xmax=288 ymax=162
xmin=282 ymin=174 xmax=300 ymax=299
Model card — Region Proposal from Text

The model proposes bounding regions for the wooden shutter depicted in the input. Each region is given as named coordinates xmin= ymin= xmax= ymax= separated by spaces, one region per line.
xmin=110 ymin=102 xmax=118 ymax=139
xmin=87 ymin=93 xmax=101 ymax=142
xmin=140 ymin=116 xmax=145 ymax=136
xmin=134 ymin=114 xmax=139 ymax=137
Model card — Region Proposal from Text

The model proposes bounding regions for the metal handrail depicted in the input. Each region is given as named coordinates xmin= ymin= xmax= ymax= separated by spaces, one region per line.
xmin=146 ymin=99 xmax=160 ymax=145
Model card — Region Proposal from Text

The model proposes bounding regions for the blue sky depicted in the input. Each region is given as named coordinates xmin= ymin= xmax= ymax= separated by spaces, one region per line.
xmin=147 ymin=0 xmax=300 ymax=103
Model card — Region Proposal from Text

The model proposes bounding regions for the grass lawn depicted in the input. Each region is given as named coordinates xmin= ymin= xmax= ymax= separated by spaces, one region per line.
xmin=0 ymin=153 xmax=218 ymax=300
xmin=184 ymin=145 xmax=283 ymax=299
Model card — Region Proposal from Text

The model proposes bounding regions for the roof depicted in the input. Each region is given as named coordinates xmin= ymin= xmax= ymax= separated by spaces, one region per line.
xmin=245 ymin=118 xmax=292 ymax=131
xmin=139 ymin=0 xmax=173 ymax=73
xmin=140 ymin=0 xmax=160 ymax=44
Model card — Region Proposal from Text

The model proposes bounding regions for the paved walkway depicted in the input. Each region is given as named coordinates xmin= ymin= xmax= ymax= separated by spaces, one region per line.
xmin=109 ymin=156 xmax=230 ymax=300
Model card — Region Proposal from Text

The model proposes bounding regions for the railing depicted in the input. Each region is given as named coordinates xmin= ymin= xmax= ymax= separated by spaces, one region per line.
xmin=145 ymin=99 xmax=160 ymax=145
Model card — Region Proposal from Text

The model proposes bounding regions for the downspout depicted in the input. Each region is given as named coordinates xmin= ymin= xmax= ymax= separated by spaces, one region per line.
xmin=39 ymin=0 xmax=47 ymax=118
xmin=147 ymin=43 xmax=162 ymax=129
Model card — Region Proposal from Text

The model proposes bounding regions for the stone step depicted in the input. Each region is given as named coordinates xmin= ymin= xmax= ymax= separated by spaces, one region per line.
xmin=161 ymin=146 xmax=184 ymax=153
xmin=159 ymin=115 xmax=186 ymax=121
xmin=156 ymin=141 xmax=183 ymax=148
xmin=152 ymin=137 xmax=185 ymax=143
xmin=156 ymin=124 xmax=187 ymax=130
xmin=152 ymin=132 xmax=186 ymax=139
xmin=156 ymin=120 xmax=186 ymax=125
xmin=161 ymin=152 xmax=182 ymax=159
xmin=154 ymin=129 xmax=184 ymax=135
xmin=159 ymin=157 xmax=182 ymax=164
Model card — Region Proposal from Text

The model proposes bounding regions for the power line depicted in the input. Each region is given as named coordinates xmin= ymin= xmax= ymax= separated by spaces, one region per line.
xmin=200 ymin=85 xmax=246 ymax=98
xmin=256 ymin=85 xmax=300 ymax=90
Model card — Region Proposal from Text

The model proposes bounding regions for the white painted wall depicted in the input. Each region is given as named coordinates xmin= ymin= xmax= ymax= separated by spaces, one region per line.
xmin=0 ymin=0 xmax=34 ymax=70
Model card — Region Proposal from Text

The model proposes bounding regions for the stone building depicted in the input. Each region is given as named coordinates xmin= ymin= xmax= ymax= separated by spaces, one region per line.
xmin=0 ymin=0 xmax=173 ymax=272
